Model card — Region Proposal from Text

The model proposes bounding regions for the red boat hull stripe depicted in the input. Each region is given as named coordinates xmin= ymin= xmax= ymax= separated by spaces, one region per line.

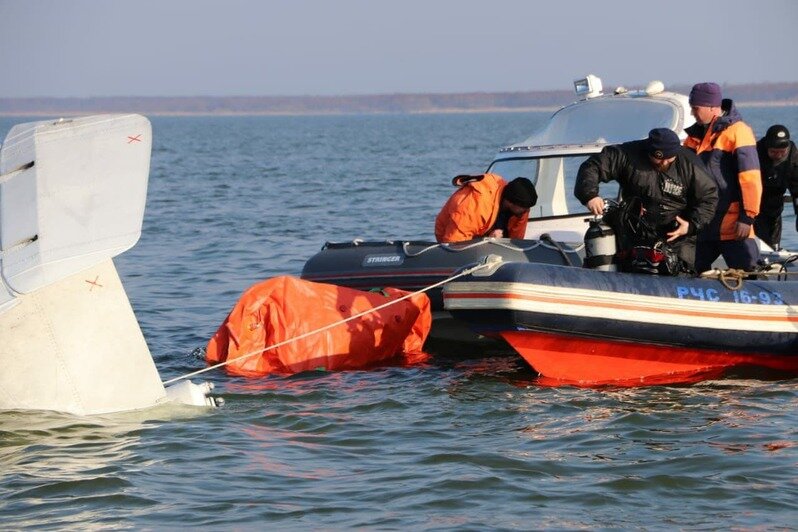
xmin=502 ymin=330 xmax=798 ymax=386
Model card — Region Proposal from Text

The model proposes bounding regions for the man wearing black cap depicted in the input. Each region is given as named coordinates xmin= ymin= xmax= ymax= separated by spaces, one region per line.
xmin=435 ymin=174 xmax=537 ymax=243
xmin=575 ymin=128 xmax=717 ymax=273
xmin=684 ymin=82 xmax=762 ymax=272
xmin=754 ymin=125 xmax=798 ymax=250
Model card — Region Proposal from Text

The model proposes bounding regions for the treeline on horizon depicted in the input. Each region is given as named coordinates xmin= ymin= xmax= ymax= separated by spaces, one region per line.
xmin=2 ymin=82 xmax=797 ymax=116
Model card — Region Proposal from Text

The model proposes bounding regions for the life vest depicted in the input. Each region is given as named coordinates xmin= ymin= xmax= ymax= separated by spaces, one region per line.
xmin=206 ymin=276 xmax=431 ymax=377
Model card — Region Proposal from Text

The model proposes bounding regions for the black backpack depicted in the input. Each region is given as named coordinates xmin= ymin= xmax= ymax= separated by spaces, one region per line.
xmin=602 ymin=197 xmax=681 ymax=276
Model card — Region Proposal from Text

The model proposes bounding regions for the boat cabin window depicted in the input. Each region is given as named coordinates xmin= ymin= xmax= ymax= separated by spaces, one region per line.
xmin=488 ymin=154 xmax=620 ymax=216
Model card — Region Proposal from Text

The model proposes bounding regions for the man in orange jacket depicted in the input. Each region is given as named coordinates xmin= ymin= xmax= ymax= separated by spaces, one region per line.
xmin=683 ymin=82 xmax=762 ymax=272
xmin=434 ymin=174 xmax=537 ymax=243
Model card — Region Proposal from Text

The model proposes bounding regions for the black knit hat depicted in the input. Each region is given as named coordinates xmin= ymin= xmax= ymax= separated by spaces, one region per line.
xmin=647 ymin=128 xmax=681 ymax=159
xmin=765 ymin=125 xmax=790 ymax=149
xmin=503 ymin=177 xmax=537 ymax=209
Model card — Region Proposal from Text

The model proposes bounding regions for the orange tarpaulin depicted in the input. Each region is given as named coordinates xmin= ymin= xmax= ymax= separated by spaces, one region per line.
xmin=206 ymin=276 xmax=431 ymax=377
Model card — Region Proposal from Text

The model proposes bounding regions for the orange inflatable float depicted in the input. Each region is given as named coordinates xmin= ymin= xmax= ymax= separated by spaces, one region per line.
xmin=206 ymin=276 xmax=431 ymax=377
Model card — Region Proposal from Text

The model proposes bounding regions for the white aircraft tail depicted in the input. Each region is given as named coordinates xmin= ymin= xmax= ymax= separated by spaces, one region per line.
xmin=0 ymin=115 xmax=214 ymax=415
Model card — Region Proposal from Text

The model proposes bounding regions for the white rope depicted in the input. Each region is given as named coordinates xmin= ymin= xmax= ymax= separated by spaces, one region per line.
xmin=401 ymin=241 xmax=442 ymax=257
xmin=402 ymin=237 xmax=584 ymax=258
xmin=162 ymin=260 xmax=495 ymax=386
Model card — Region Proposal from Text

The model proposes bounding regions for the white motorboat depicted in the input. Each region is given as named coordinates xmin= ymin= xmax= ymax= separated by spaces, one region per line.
xmin=489 ymin=74 xmax=790 ymax=261
xmin=491 ymin=75 xmax=694 ymax=240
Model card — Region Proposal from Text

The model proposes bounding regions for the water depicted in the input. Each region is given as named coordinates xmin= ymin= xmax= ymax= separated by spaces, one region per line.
xmin=1 ymin=109 xmax=798 ymax=529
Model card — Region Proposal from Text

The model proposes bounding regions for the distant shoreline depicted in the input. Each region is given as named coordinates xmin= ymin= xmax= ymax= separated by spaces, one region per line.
xmin=1 ymin=83 xmax=797 ymax=117
xmin=0 ymin=106 xmax=566 ymax=117
xmin=2 ymin=101 xmax=798 ymax=118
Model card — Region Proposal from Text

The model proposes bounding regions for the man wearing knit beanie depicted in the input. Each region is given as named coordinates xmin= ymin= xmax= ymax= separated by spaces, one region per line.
xmin=684 ymin=82 xmax=762 ymax=272
xmin=435 ymin=174 xmax=537 ymax=243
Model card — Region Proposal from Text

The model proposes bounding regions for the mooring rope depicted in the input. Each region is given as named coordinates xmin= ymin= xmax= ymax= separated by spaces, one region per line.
xmin=719 ymin=268 xmax=747 ymax=290
xmin=162 ymin=259 xmax=496 ymax=386
xmin=699 ymin=268 xmax=748 ymax=290
xmin=698 ymin=259 xmax=798 ymax=289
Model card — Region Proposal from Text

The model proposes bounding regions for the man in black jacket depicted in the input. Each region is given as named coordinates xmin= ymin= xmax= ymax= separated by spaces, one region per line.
xmin=754 ymin=125 xmax=798 ymax=250
xmin=575 ymin=128 xmax=718 ymax=273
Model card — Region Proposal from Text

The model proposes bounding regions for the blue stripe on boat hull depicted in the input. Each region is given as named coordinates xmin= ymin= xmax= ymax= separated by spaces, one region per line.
xmin=451 ymin=308 xmax=798 ymax=356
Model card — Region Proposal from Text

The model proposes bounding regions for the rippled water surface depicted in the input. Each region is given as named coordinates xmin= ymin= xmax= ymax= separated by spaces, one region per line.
xmin=1 ymin=109 xmax=797 ymax=529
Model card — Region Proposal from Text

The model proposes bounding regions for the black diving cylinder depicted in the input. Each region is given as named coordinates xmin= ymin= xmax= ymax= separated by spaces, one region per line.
xmin=583 ymin=218 xmax=617 ymax=271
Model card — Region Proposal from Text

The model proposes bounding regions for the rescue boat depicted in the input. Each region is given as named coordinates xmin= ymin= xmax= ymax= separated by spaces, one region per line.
xmin=305 ymin=74 xmax=795 ymax=373
xmin=436 ymin=75 xmax=797 ymax=384
xmin=443 ymin=260 xmax=798 ymax=386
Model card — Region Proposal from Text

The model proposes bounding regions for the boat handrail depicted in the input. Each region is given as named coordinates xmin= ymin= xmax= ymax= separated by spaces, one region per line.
xmin=498 ymin=142 xmax=608 ymax=154
xmin=403 ymin=237 xmax=584 ymax=259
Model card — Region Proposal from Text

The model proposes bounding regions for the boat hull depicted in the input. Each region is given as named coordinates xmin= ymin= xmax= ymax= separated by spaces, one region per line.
xmin=444 ymin=262 xmax=798 ymax=385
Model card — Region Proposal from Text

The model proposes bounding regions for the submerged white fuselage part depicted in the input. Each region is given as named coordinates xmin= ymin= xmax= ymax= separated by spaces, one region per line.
xmin=0 ymin=115 xmax=214 ymax=415
xmin=0 ymin=258 xmax=169 ymax=414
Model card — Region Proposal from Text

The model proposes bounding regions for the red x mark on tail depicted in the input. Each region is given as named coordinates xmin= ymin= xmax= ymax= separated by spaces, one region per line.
xmin=85 ymin=276 xmax=103 ymax=291
xmin=127 ymin=134 xmax=142 ymax=143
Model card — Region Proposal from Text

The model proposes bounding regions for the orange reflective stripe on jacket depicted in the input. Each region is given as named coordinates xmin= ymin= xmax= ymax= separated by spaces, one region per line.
xmin=206 ymin=276 xmax=431 ymax=377
xmin=434 ymin=173 xmax=529 ymax=243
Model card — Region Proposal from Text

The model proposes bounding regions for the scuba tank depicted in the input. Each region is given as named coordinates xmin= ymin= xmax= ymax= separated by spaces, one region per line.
xmin=583 ymin=217 xmax=617 ymax=271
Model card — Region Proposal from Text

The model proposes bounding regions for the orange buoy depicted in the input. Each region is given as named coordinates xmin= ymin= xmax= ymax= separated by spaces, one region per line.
xmin=206 ymin=276 xmax=431 ymax=377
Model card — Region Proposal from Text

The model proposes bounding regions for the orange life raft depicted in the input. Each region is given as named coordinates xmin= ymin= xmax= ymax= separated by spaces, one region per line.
xmin=206 ymin=276 xmax=431 ymax=377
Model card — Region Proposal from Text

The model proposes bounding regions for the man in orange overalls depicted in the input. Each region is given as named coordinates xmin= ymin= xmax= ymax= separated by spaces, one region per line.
xmin=434 ymin=174 xmax=537 ymax=243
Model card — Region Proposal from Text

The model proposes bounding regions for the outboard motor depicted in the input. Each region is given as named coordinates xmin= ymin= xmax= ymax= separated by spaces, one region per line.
xmin=583 ymin=217 xmax=617 ymax=271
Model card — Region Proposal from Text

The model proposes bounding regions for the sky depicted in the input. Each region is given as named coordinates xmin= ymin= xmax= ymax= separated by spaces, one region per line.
xmin=1 ymin=0 xmax=797 ymax=98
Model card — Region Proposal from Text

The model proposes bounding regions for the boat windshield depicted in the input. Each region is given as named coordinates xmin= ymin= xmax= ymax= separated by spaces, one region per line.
xmin=487 ymin=153 xmax=619 ymax=216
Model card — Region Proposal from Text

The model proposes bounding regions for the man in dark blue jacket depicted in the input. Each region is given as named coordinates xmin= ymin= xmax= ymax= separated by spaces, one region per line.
xmin=754 ymin=125 xmax=798 ymax=250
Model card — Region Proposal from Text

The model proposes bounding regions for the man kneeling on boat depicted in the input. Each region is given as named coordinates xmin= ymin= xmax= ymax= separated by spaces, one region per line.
xmin=575 ymin=128 xmax=718 ymax=274
xmin=435 ymin=174 xmax=537 ymax=243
